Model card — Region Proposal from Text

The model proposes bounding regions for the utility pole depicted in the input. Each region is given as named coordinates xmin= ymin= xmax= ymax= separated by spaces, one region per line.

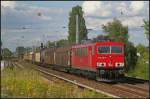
xmin=76 ymin=14 xmax=79 ymax=44
xmin=120 ymin=10 xmax=123 ymax=34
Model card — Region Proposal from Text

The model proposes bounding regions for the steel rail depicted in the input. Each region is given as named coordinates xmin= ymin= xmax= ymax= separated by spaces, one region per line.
xmin=34 ymin=67 xmax=120 ymax=98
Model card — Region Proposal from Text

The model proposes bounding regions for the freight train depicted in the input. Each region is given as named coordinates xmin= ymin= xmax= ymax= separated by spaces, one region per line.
xmin=23 ymin=40 xmax=125 ymax=82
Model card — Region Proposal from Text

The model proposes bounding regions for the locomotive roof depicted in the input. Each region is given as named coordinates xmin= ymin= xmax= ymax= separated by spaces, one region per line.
xmin=72 ymin=41 xmax=124 ymax=48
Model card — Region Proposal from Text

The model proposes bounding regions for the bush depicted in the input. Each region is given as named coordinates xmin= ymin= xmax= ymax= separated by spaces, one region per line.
xmin=125 ymin=42 xmax=138 ymax=72
xmin=127 ymin=44 xmax=149 ymax=80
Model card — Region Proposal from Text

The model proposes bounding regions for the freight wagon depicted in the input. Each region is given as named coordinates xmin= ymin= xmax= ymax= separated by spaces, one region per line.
xmin=23 ymin=52 xmax=34 ymax=63
xmin=53 ymin=46 xmax=71 ymax=71
xmin=23 ymin=53 xmax=29 ymax=61
xmin=34 ymin=52 xmax=40 ymax=65
xmin=40 ymin=47 xmax=56 ymax=66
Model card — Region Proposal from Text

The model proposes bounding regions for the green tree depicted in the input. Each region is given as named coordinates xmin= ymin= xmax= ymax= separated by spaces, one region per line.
xmin=57 ymin=39 xmax=68 ymax=46
xmin=102 ymin=18 xmax=138 ymax=72
xmin=125 ymin=42 xmax=138 ymax=71
xmin=68 ymin=5 xmax=87 ymax=44
xmin=102 ymin=18 xmax=129 ymax=44
xmin=47 ymin=41 xmax=55 ymax=47
xmin=127 ymin=44 xmax=149 ymax=79
xmin=2 ymin=48 xmax=13 ymax=59
xmin=35 ymin=46 xmax=41 ymax=52
xmin=136 ymin=44 xmax=149 ymax=65
xmin=143 ymin=20 xmax=149 ymax=39
xmin=136 ymin=44 xmax=148 ymax=54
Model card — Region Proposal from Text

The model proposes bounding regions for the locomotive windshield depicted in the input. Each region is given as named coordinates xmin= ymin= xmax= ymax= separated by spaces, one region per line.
xmin=98 ymin=46 xmax=110 ymax=54
xmin=111 ymin=46 xmax=123 ymax=53
xmin=98 ymin=46 xmax=123 ymax=54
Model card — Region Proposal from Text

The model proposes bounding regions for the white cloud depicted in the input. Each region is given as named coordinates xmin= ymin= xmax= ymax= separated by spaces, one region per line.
xmin=40 ymin=16 xmax=52 ymax=21
xmin=121 ymin=16 xmax=144 ymax=28
xmin=130 ymin=1 xmax=144 ymax=14
xmin=1 ymin=2 xmax=67 ymax=26
xmin=116 ymin=2 xmax=129 ymax=14
xmin=85 ymin=17 xmax=113 ymax=29
xmin=82 ymin=1 xmax=101 ymax=15
xmin=82 ymin=1 xmax=111 ymax=17
xmin=1 ymin=1 xmax=16 ymax=8
xmin=128 ymin=29 xmax=149 ymax=46
xmin=85 ymin=16 xmax=144 ymax=30
xmin=115 ymin=1 xmax=148 ymax=17
xmin=1 ymin=4 xmax=54 ymax=29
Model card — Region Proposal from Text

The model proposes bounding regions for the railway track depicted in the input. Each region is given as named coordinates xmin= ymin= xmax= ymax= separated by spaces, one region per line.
xmin=17 ymin=61 xmax=149 ymax=98
xmin=14 ymin=62 xmax=24 ymax=69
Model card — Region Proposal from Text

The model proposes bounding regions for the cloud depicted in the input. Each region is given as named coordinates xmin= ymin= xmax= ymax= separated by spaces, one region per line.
xmin=120 ymin=16 xmax=144 ymax=28
xmin=2 ymin=8 xmax=46 ymax=28
xmin=82 ymin=1 xmax=101 ymax=15
xmin=85 ymin=17 xmax=113 ymax=29
xmin=116 ymin=2 xmax=129 ymax=14
xmin=128 ymin=29 xmax=149 ymax=46
xmin=82 ymin=1 xmax=111 ymax=17
xmin=130 ymin=1 xmax=144 ymax=14
xmin=1 ymin=3 xmax=68 ymax=32
xmin=121 ymin=16 xmax=144 ymax=28
xmin=83 ymin=1 xmax=148 ymax=29
xmin=85 ymin=15 xmax=145 ymax=32
xmin=1 ymin=1 xmax=16 ymax=8
xmin=115 ymin=1 xmax=147 ymax=17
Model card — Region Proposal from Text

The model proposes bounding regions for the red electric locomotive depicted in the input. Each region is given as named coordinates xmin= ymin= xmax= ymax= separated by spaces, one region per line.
xmin=71 ymin=41 xmax=125 ymax=81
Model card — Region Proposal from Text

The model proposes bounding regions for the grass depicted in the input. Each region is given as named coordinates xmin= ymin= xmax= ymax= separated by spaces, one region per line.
xmin=127 ymin=45 xmax=149 ymax=80
xmin=127 ymin=58 xmax=149 ymax=80
xmin=1 ymin=66 xmax=110 ymax=98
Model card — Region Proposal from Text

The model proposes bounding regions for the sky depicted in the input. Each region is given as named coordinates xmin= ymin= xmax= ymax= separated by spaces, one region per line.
xmin=1 ymin=1 xmax=149 ymax=52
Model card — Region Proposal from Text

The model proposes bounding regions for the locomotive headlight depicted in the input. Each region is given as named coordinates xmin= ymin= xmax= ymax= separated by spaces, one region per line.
xmin=97 ymin=62 xmax=106 ymax=67
xmin=119 ymin=63 xmax=124 ymax=67
xmin=115 ymin=62 xmax=124 ymax=67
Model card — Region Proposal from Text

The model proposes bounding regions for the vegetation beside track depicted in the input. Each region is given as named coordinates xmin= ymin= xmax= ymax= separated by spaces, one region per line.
xmin=1 ymin=65 xmax=110 ymax=98
xmin=127 ymin=45 xmax=149 ymax=80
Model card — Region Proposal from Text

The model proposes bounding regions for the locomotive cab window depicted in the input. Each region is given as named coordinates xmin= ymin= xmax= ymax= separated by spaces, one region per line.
xmin=111 ymin=46 xmax=123 ymax=54
xmin=98 ymin=46 xmax=110 ymax=54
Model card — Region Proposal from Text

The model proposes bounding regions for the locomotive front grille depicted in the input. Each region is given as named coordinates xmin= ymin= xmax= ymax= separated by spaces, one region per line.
xmin=98 ymin=68 xmax=124 ymax=79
